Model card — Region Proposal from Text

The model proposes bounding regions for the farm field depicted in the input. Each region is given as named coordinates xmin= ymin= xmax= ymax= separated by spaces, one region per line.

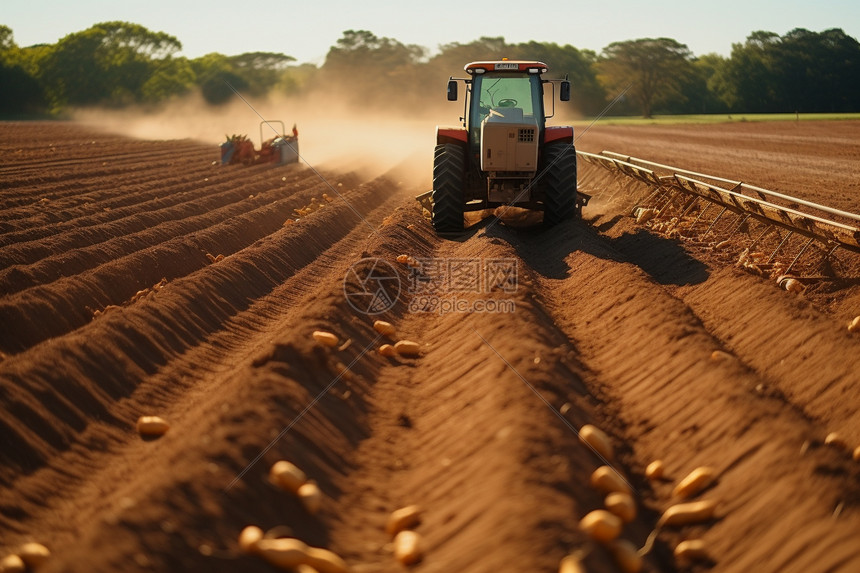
xmin=1 ymin=119 xmax=859 ymax=573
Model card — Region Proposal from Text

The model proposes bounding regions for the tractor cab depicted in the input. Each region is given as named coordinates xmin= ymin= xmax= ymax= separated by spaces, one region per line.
xmin=431 ymin=60 xmax=581 ymax=233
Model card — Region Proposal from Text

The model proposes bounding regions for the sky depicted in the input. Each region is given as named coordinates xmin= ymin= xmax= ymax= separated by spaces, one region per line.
xmin=4 ymin=0 xmax=860 ymax=65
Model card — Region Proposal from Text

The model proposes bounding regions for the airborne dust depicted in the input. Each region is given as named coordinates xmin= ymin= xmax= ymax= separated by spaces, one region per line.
xmin=73 ymin=88 xmax=464 ymax=192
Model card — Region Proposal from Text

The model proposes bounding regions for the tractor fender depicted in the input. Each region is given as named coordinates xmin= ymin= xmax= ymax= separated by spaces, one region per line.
xmin=544 ymin=126 xmax=574 ymax=144
xmin=436 ymin=126 xmax=468 ymax=145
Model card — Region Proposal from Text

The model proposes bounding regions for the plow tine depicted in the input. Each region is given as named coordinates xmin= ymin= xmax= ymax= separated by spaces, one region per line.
xmin=785 ymin=237 xmax=816 ymax=275
xmin=702 ymin=207 xmax=728 ymax=239
xmin=768 ymin=231 xmax=795 ymax=264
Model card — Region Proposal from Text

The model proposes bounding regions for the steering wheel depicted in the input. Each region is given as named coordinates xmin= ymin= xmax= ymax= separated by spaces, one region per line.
xmin=497 ymin=98 xmax=518 ymax=107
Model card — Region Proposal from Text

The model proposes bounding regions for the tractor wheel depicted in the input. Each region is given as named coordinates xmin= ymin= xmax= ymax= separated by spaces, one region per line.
xmin=432 ymin=144 xmax=466 ymax=233
xmin=542 ymin=143 xmax=578 ymax=226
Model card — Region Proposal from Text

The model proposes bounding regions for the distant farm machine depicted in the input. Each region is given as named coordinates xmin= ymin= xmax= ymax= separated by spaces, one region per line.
xmin=424 ymin=59 xmax=587 ymax=233
xmin=221 ymin=120 xmax=299 ymax=166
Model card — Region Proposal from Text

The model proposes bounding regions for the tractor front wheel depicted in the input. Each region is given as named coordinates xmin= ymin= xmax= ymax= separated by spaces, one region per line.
xmin=542 ymin=143 xmax=578 ymax=226
xmin=432 ymin=144 xmax=466 ymax=233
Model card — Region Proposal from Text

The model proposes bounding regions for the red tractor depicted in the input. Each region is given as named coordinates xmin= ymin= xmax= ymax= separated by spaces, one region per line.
xmin=432 ymin=60 xmax=585 ymax=232
xmin=221 ymin=121 xmax=299 ymax=166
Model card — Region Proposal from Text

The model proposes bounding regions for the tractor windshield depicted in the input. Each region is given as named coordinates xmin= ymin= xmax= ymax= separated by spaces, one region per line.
xmin=469 ymin=72 xmax=544 ymax=149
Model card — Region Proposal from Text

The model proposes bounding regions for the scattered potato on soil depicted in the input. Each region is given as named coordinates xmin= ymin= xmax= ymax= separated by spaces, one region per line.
xmin=590 ymin=465 xmax=631 ymax=494
xmin=0 ymin=554 xmax=25 ymax=573
xmin=255 ymin=538 xmax=309 ymax=570
xmin=825 ymin=432 xmax=849 ymax=451
xmin=849 ymin=316 xmax=860 ymax=333
xmin=658 ymin=499 xmax=718 ymax=528
xmin=854 ymin=445 xmax=860 ymax=462
xmin=579 ymin=509 xmax=622 ymax=542
xmin=136 ymin=415 xmax=170 ymax=437
xmin=579 ymin=424 xmax=614 ymax=460
xmin=558 ymin=554 xmax=586 ymax=573
xmin=394 ymin=340 xmax=421 ymax=357
xmin=239 ymin=525 xmax=264 ymax=554
xmin=674 ymin=539 xmax=709 ymax=561
xmin=673 ymin=466 xmax=717 ymax=498
xmin=298 ymin=482 xmax=322 ymax=514
xmin=645 ymin=460 xmax=665 ymax=480
xmin=396 ymin=254 xmax=410 ymax=264
xmin=304 ymin=546 xmax=350 ymax=573
xmin=17 ymin=543 xmax=50 ymax=569
xmin=710 ymin=350 xmax=732 ymax=362
xmin=378 ymin=344 xmax=396 ymax=357
xmin=635 ymin=208 xmax=657 ymax=225
xmin=393 ymin=530 xmax=423 ymax=565
xmin=386 ymin=505 xmax=422 ymax=537
xmin=605 ymin=491 xmax=637 ymax=523
xmin=373 ymin=320 xmax=396 ymax=337
xmin=608 ymin=539 xmax=642 ymax=573
xmin=269 ymin=460 xmax=307 ymax=493
xmin=312 ymin=331 xmax=339 ymax=348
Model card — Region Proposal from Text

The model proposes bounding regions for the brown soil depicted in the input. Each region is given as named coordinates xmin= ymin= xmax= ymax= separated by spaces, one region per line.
xmin=1 ymin=119 xmax=859 ymax=573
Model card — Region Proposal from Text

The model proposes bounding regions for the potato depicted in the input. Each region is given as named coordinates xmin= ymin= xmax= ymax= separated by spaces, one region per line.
xmin=378 ymin=344 xmax=396 ymax=357
xmin=304 ymin=546 xmax=350 ymax=573
xmin=645 ymin=460 xmax=664 ymax=480
xmin=373 ymin=320 xmax=396 ymax=337
xmin=673 ymin=466 xmax=716 ymax=498
xmin=17 ymin=543 xmax=50 ymax=569
xmin=558 ymin=554 xmax=586 ymax=573
xmin=824 ymin=432 xmax=849 ymax=451
xmin=386 ymin=505 xmax=422 ymax=537
xmin=255 ymin=538 xmax=309 ymax=569
xmin=396 ymin=254 xmax=410 ymax=264
xmin=853 ymin=445 xmax=860 ymax=462
xmin=136 ymin=416 xmax=170 ymax=437
xmin=849 ymin=316 xmax=860 ymax=333
xmin=298 ymin=482 xmax=322 ymax=515
xmin=674 ymin=539 xmax=709 ymax=561
xmin=393 ymin=530 xmax=423 ymax=565
xmin=579 ymin=509 xmax=622 ymax=542
xmin=658 ymin=499 xmax=718 ymax=528
xmin=579 ymin=424 xmax=614 ymax=460
xmin=608 ymin=539 xmax=642 ymax=573
xmin=238 ymin=525 xmax=264 ymax=554
xmin=710 ymin=350 xmax=732 ymax=362
xmin=269 ymin=460 xmax=307 ymax=493
xmin=590 ymin=465 xmax=631 ymax=494
xmin=312 ymin=331 xmax=339 ymax=347
xmin=0 ymin=554 xmax=25 ymax=573
xmin=605 ymin=492 xmax=636 ymax=523
xmin=394 ymin=340 xmax=421 ymax=357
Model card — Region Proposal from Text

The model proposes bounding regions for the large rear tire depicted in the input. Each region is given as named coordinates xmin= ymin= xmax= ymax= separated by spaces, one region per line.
xmin=432 ymin=143 xmax=466 ymax=233
xmin=542 ymin=143 xmax=578 ymax=226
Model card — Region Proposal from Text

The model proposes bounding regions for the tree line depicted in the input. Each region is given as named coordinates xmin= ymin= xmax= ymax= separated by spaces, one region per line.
xmin=1 ymin=22 xmax=858 ymax=118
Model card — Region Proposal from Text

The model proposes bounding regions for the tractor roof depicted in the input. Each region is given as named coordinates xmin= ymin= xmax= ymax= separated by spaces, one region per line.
xmin=464 ymin=60 xmax=548 ymax=74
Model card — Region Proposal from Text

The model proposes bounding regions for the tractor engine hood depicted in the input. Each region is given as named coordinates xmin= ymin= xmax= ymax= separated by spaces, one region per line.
xmin=479 ymin=107 xmax=539 ymax=173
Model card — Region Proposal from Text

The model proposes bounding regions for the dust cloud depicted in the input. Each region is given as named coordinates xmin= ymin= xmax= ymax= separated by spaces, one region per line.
xmin=73 ymin=89 xmax=465 ymax=191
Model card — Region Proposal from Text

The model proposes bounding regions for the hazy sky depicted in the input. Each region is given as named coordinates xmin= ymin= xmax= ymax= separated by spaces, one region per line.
xmin=5 ymin=0 xmax=860 ymax=65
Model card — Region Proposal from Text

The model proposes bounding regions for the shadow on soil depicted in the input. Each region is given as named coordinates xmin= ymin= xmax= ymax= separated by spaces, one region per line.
xmin=481 ymin=216 xmax=709 ymax=287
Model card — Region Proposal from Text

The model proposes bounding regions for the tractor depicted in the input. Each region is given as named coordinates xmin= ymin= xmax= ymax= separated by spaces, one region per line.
xmin=221 ymin=120 xmax=299 ymax=166
xmin=431 ymin=60 xmax=585 ymax=232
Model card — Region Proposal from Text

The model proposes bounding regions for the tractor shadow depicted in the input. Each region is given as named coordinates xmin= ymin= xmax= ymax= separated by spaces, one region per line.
xmin=482 ymin=215 xmax=709 ymax=287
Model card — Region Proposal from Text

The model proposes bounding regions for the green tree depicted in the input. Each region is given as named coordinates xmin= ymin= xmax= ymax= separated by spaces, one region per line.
xmin=0 ymin=26 xmax=48 ymax=116
xmin=39 ymin=21 xmax=183 ymax=107
xmin=598 ymin=38 xmax=695 ymax=117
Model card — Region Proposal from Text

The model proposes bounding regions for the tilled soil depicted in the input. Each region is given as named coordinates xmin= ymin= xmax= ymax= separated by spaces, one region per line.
xmin=1 ymin=120 xmax=859 ymax=573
